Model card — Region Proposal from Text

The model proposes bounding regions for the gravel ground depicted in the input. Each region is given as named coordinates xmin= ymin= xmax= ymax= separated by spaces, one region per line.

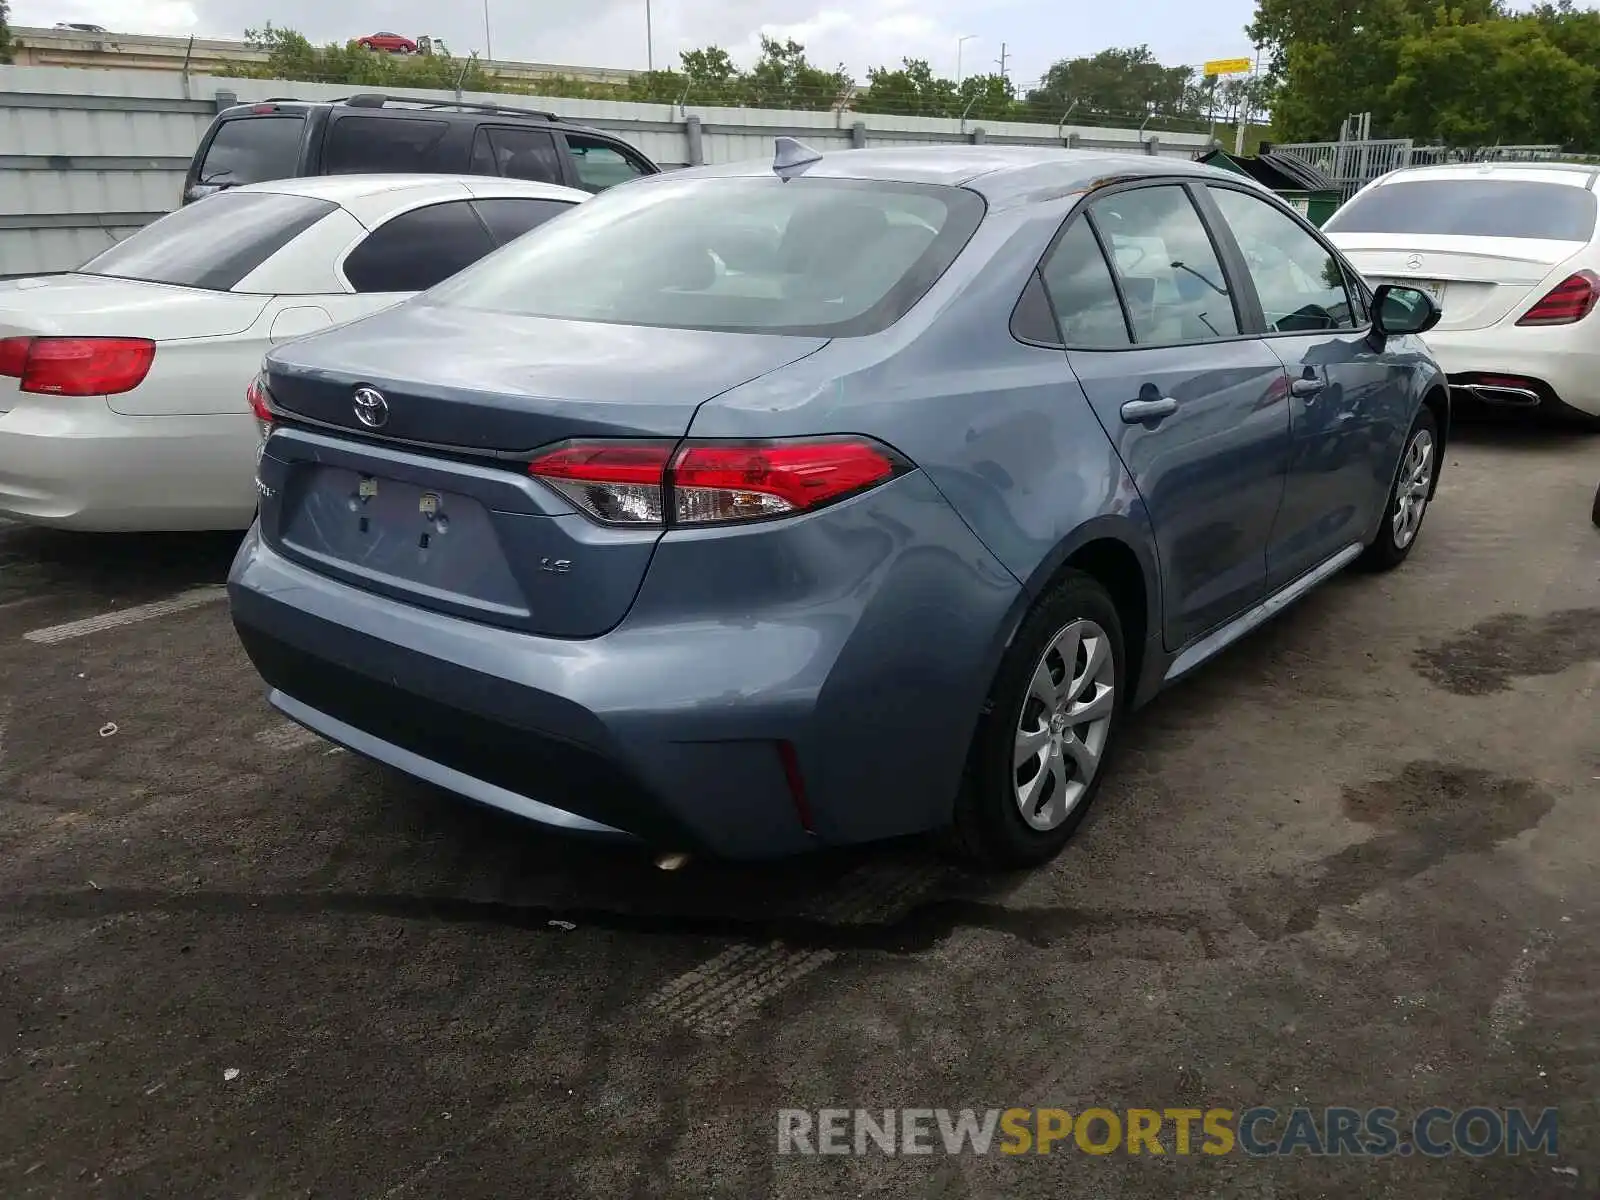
xmin=0 ymin=423 xmax=1596 ymax=1199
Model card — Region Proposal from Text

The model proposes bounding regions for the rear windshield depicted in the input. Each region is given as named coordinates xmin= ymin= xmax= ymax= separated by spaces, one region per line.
xmin=78 ymin=190 xmax=337 ymax=291
xmin=1325 ymin=179 xmax=1599 ymax=240
xmin=423 ymin=175 xmax=987 ymax=337
xmin=197 ymin=115 xmax=305 ymax=186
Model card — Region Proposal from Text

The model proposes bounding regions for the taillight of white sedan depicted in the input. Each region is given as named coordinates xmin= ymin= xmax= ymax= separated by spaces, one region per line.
xmin=0 ymin=173 xmax=588 ymax=532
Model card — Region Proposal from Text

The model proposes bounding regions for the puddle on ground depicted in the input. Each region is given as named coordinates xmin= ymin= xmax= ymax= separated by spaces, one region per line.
xmin=1232 ymin=761 xmax=1554 ymax=939
xmin=1414 ymin=608 xmax=1600 ymax=695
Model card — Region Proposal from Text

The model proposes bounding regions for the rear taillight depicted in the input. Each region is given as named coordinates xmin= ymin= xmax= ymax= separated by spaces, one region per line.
xmin=246 ymin=372 xmax=275 ymax=439
xmin=0 ymin=336 xmax=155 ymax=395
xmin=0 ymin=338 xmax=28 ymax=379
xmin=527 ymin=437 xmax=910 ymax=527
xmin=1517 ymin=270 xmax=1600 ymax=326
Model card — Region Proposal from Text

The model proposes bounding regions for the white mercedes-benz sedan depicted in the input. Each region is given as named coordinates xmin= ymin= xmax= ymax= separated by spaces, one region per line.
xmin=1325 ymin=161 xmax=1600 ymax=427
xmin=0 ymin=173 xmax=589 ymax=531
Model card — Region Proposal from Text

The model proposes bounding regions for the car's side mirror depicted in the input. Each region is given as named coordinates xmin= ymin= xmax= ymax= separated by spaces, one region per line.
xmin=1369 ymin=283 xmax=1441 ymax=347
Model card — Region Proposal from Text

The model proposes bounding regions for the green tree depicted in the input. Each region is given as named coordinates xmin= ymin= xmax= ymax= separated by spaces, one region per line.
xmin=1216 ymin=72 xmax=1275 ymax=125
xmin=1531 ymin=0 xmax=1600 ymax=120
xmin=0 ymin=0 xmax=13 ymax=65
xmin=744 ymin=36 xmax=852 ymax=109
xmin=1247 ymin=0 xmax=1503 ymax=140
xmin=626 ymin=46 xmax=746 ymax=107
xmin=957 ymin=73 xmax=1021 ymax=122
xmin=857 ymin=58 xmax=959 ymax=116
xmin=1385 ymin=14 xmax=1596 ymax=145
xmin=1024 ymin=45 xmax=1199 ymax=124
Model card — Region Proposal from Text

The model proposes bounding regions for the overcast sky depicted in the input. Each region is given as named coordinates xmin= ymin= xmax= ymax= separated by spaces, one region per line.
xmin=15 ymin=0 xmax=1261 ymax=90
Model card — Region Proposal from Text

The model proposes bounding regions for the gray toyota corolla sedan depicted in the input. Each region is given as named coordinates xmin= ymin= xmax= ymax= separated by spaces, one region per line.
xmin=230 ymin=142 xmax=1448 ymax=867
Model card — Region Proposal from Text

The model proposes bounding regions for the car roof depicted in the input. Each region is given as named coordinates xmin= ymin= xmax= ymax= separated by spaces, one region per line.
xmin=232 ymin=173 xmax=589 ymax=205
xmin=664 ymin=145 xmax=1242 ymax=205
xmin=1372 ymin=160 xmax=1600 ymax=189
xmin=220 ymin=97 xmax=582 ymax=128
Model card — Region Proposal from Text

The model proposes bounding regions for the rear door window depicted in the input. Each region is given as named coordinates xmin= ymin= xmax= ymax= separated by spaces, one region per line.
xmin=469 ymin=127 xmax=564 ymax=184
xmin=561 ymin=134 xmax=652 ymax=192
xmin=323 ymin=116 xmax=451 ymax=174
xmin=1325 ymin=179 xmax=1599 ymax=240
xmin=1039 ymin=219 xmax=1133 ymax=348
xmin=1089 ymin=185 xmax=1241 ymax=344
xmin=196 ymin=115 xmax=305 ymax=187
xmin=78 ymin=190 xmax=336 ymax=291
xmin=472 ymin=197 xmax=577 ymax=244
xmin=341 ymin=200 xmax=496 ymax=293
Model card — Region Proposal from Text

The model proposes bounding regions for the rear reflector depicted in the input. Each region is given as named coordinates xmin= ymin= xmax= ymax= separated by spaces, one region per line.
xmin=527 ymin=436 xmax=910 ymax=527
xmin=1517 ymin=270 xmax=1600 ymax=326
xmin=0 ymin=336 xmax=156 ymax=396
xmin=776 ymin=740 xmax=814 ymax=834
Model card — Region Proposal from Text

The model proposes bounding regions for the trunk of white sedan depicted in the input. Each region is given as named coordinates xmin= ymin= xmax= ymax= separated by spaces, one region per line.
xmin=0 ymin=273 xmax=271 ymax=416
xmin=1332 ymin=234 xmax=1586 ymax=331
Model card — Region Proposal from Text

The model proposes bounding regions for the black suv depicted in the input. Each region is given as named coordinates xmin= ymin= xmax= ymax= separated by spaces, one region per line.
xmin=182 ymin=93 xmax=662 ymax=205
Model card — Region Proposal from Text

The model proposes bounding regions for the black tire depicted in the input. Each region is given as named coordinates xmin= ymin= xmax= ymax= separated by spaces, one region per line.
xmin=946 ymin=570 xmax=1126 ymax=869
xmin=1591 ymin=481 xmax=1600 ymax=528
xmin=1360 ymin=406 xmax=1439 ymax=572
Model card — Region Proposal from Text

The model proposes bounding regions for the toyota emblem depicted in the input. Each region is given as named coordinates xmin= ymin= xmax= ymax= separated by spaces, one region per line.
xmin=1405 ymin=254 xmax=1423 ymax=270
xmin=352 ymin=386 xmax=389 ymax=429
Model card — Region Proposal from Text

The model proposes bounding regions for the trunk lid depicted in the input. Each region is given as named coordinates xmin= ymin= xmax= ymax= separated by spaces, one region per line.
xmin=1331 ymin=234 xmax=1584 ymax=331
xmin=258 ymin=303 xmax=828 ymax=637
xmin=0 ymin=273 xmax=270 ymax=339
xmin=264 ymin=301 xmax=828 ymax=452
xmin=0 ymin=275 xmax=267 ymax=414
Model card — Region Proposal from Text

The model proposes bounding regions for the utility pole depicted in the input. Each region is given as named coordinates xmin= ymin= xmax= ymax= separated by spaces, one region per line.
xmin=646 ymin=0 xmax=654 ymax=72
xmin=996 ymin=42 xmax=1009 ymax=82
xmin=1234 ymin=45 xmax=1260 ymax=156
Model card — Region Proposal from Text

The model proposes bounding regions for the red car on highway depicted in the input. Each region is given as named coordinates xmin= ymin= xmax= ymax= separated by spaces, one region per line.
xmin=356 ymin=31 xmax=417 ymax=53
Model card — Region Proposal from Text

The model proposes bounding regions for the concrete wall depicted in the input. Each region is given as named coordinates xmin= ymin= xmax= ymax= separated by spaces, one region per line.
xmin=0 ymin=65 xmax=1215 ymax=277
xmin=8 ymin=26 xmax=639 ymax=87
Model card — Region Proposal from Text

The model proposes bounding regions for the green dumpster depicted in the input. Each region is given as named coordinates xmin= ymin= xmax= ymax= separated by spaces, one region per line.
xmin=1194 ymin=146 xmax=1342 ymax=226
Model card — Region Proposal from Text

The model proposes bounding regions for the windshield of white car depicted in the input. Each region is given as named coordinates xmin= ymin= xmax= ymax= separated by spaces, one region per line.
xmin=1325 ymin=179 xmax=1599 ymax=241
xmin=77 ymin=191 xmax=338 ymax=291
xmin=423 ymin=175 xmax=987 ymax=337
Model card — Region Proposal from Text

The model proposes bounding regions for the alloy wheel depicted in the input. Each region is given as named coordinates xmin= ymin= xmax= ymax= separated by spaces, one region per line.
xmin=1392 ymin=428 xmax=1434 ymax=550
xmin=1013 ymin=618 xmax=1116 ymax=831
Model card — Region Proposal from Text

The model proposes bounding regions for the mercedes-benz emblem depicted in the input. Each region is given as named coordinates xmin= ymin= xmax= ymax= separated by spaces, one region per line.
xmin=352 ymin=386 xmax=389 ymax=429
xmin=1406 ymin=254 xmax=1423 ymax=270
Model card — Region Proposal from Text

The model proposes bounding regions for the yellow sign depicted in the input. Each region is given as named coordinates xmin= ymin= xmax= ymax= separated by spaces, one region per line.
xmin=1204 ymin=57 xmax=1253 ymax=75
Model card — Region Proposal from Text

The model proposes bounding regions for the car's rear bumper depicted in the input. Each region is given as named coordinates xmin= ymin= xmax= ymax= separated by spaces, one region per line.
xmin=0 ymin=395 xmax=260 ymax=531
xmin=228 ymin=471 xmax=1023 ymax=859
xmin=1422 ymin=328 xmax=1600 ymax=417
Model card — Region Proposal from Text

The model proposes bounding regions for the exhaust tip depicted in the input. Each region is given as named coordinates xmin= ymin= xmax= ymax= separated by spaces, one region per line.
xmin=654 ymin=851 xmax=692 ymax=872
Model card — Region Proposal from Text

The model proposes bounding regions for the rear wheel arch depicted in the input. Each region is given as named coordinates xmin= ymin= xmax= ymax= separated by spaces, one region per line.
xmin=1058 ymin=538 xmax=1149 ymax=702
xmin=994 ymin=519 xmax=1161 ymax=709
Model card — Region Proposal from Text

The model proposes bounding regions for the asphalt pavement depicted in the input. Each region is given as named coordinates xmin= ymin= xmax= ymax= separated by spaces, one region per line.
xmin=1 ymin=422 xmax=1597 ymax=1198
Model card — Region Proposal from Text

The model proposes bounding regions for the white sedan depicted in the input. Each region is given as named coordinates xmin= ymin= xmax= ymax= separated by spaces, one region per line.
xmin=1325 ymin=161 xmax=1600 ymax=426
xmin=0 ymin=173 xmax=589 ymax=531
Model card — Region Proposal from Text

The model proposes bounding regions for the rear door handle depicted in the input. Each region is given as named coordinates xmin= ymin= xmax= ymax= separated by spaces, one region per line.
xmin=1290 ymin=377 xmax=1326 ymax=398
xmin=1120 ymin=396 xmax=1179 ymax=423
